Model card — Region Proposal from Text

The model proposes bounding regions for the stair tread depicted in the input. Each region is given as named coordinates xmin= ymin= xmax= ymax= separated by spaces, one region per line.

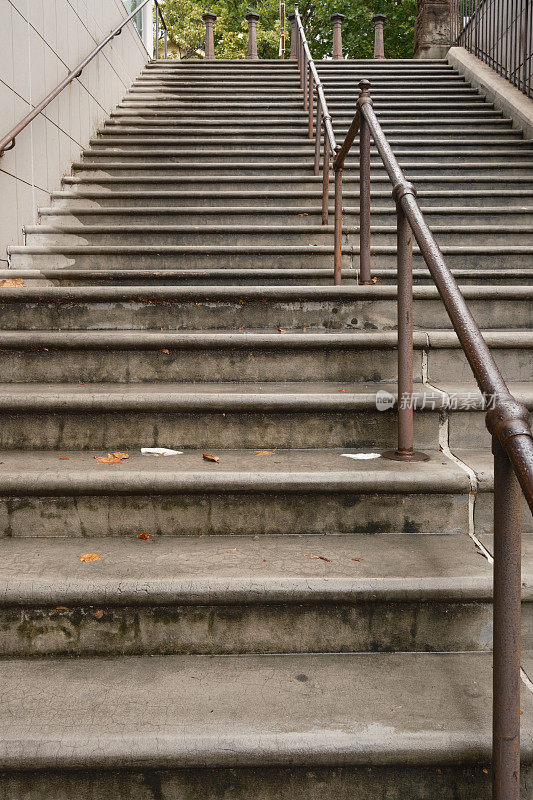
xmin=2 ymin=651 xmax=533 ymax=770
xmin=0 ymin=448 xmax=469 ymax=492
xmin=0 ymin=532 xmax=498 ymax=605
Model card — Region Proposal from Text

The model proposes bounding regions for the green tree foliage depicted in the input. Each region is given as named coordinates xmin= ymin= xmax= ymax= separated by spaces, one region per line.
xmin=157 ymin=0 xmax=416 ymax=60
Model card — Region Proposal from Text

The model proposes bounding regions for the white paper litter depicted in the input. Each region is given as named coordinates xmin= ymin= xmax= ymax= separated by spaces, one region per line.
xmin=341 ymin=453 xmax=381 ymax=460
xmin=141 ymin=448 xmax=183 ymax=456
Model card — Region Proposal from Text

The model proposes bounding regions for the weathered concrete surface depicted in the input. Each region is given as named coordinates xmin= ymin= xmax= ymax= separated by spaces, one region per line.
xmin=448 ymin=47 xmax=533 ymax=140
xmin=414 ymin=0 xmax=452 ymax=58
xmin=0 ymin=533 xmax=495 ymax=656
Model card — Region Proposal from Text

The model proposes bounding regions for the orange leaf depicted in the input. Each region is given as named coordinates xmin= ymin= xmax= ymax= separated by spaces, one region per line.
xmin=94 ymin=609 xmax=104 ymax=619
xmin=304 ymin=554 xmax=331 ymax=562
xmin=138 ymin=532 xmax=152 ymax=540
xmin=254 ymin=450 xmax=276 ymax=455
xmin=95 ymin=452 xmax=129 ymax=465
xmin=216 ymin=547 xmax=237 ymax=555
xmin=161 ymin=349 xmax=170 ymax=354
xmin=55 ymin=605 xmax=70 ymax=611
xmin=351 ymin=557 xmax=363 ymax=562
xmin=203 ymin=453 xmax=219 ymax=463
xmin=79 ymin=553 xmax=101 ymax=562
xmin=0 ymin=278 xmax=24 ymax=287
xmin=278 ymin=328 xmax=287 ymax=333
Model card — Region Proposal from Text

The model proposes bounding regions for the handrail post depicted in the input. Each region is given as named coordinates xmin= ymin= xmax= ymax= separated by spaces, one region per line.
xmin=246 ymin=12 xmax=260 ymax=60
xmin=358 ymin=81 xmax=372 ymax=285
xmin=202 ymin=12 xmax=216 ymax=60
xmin=372 ymin=14 xmax=387 ymax=60
xmin=303 ymin=52 xmax=308 ymax=111
xmin=334 ymin=160 xmax=343 ymax=285
xmin=331 ymin=14 xmax=345 ymax=60
xmin=314 ymin=97 xmax=322 ymax=175
xmin=164 ymin=27 xmax=168 ymax=59
xmin=322 ymin=125 xmax=330 ymax=226
xmin=308 ymin=66 xmax=314 ymax=138
xmin=155 ymin=4 xmax=160 ymax=60
xmin=492 ymin=435 xmax=522 ymax=800
xmin=288 ymin=13 xmax=297 ymax=59
xmin=383 ymin=183 xmax=429 ymax=463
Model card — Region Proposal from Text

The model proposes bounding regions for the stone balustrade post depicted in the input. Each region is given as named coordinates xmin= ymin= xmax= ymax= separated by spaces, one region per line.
xmin=246 ymin=12 xmax=260 ymax=60
xmin=372 ymin=14 xmax=387 ymax=59
xmin=330 ymin=13 xmax=345 ymax=60
xmin=202 ymin=12 xmax=216 ymax=60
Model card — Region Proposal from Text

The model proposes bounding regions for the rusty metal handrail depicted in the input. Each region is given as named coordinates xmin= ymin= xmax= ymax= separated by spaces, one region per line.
xmin=0 ymin=0 xmax=168 ymax=158
xmin=333 ymin=76 xmax=532 ymax=800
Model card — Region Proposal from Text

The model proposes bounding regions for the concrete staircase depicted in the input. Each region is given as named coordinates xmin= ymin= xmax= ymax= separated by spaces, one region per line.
xmin=1 ymin=58 xmax=533 ymax=798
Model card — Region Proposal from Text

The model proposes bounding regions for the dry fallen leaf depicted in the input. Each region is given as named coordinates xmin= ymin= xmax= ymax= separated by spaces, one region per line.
xmin=304 ymin=554 xmax=331 ymax=562
xmin=59 ymin=457 xmax=69 ymax=461
xmin=352 ymin=557 xmax=363 ymax=562
xmin=138 ymin=532 xmax=152 ymax=540
xmin=95 ymin=452 xmax=130 ymax=465
xmin=254 ymin=450 xmax=276 ymax=455
xmin=160 ymin=349 xmax=170 ymax=354
xmin=79 ymin=553 xmax=101 ymax=563
xmin=216 ymin=547 xmax=237 ymax=555
xmin=94 ymin=609 xmax=104 ymax=619
xmin=278 ymin=328 xmax=287 ymax=333
xmin=203 ymin=453 xmax=219 ymax=463
xmin=0 ymin=278 xmax=24 ymax=287
xmin=371 ymin=276 xmax=379 ymax=283
xmin=55 ymin=605 xmax=70 ymax=611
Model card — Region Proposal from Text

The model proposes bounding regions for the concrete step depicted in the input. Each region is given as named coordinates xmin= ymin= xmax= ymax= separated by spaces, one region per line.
xmin=39 ymin=204 xmax=533 ymax=227
xmin=23 ymin=222 xmax=533 ymax=247
xmin=0 ymin=532 xmax=505 ymax=657
xmin=60 ymin=175 xmax=533 ymax=193
xmin=9 ymin=243 xmax=533 ymax=270
xmin=0 ymin=447 xmax=471 ymax=536
xmin=0 ymin=328 xmax=528 ymax=384
xmin=109 ymin=108 xmax=504 ymax=121
xmin=49 ymin=188 xmax=533 ymax=208
xmin=0 ymin=380 xmax=529 ymax=451
xmin=2 ymin=267 xmax=532 ymax=286
xmin=71 ymin=162 xmax=533 ymax=178
xmin=2 ymin=651 xmax=531 ymax=799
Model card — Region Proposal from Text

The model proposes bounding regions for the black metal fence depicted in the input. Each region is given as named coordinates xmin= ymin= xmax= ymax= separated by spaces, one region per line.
xmin=451 ymin=0 xmax=532 ymax=97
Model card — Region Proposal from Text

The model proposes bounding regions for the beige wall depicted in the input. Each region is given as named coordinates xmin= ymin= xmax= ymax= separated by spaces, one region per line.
xmin=0 ymin=0 xmax=149 ymax=259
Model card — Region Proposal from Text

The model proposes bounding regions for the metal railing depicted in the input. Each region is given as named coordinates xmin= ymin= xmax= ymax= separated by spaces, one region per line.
xmin=451 ymin=0 xmax=532 ymax=98
xmin=293 ymin=6 xmax=533 ymax=798
xmin=0 ymin=0 xmax=168 ymax=158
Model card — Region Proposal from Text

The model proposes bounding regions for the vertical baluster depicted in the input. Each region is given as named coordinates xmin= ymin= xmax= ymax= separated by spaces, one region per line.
xmin=492 ymin=436 xmax=522 ymax=800
xmin=155 ymin=5 xmax=160 ymax=60
xmin=334 ymin=164 xmax=343 ymax=285
xmin=383 ymin=185 xmax=428 ymax=463
xmin=164 ymin=28 xmax=168 ymax=59
xmin=314 ymin=98 xmax=322 ymax=175
xmin=322 ymin=125 xmax=330 ymax=226
xmin=308 ymin=66 xmax=314 ymax=136
xmin=303 ymin=52 xmax=308 ymax=111
xmin=358 ymin=82 xmax=372 ymax=285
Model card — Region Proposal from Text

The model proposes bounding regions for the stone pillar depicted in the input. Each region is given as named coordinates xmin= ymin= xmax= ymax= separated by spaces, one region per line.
xmin=246 ymin=12 xmax=260 ymax=60
xmin=372 ymin=14 xmax=387 ymax=59
xmin=330 ymin=13 xmax=345 ymax=60
xmin=413 ymin=0 xmax=452 ymax=58
xmin=202 ymin=12 xmax=217 ymax=60
xmin=288 ymin=13 xmax=297 ymax=59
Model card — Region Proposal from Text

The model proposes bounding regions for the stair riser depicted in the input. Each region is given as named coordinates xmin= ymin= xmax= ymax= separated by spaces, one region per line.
xmin=25 ymin=230 xmax=533 ymax=247
xmin=10 ymin=251 xmax=533 ymax=270
xmin=50 ymin=193 xmax=533 ymax=208
xmin=79 ymin=153 xmax=533 ymax=165
xmin=0 ymin=297 xmax=530 ymax=332
xmin=0 ymin=765 xmax=511 ymax=800
xmin=0 ymin=345 xmax=528 ymax=383
xmin=63 ymin=179 xmax=533 ymax=192
xmin=71 ymin=166 xmax=533 ymax=179
xmin=0 ymin=599 xmax=497 ymax=657
xmin=39 ymin=210 xmax=533 ymax=226
xmin=0 ymin=489 xmax=469 ymax=537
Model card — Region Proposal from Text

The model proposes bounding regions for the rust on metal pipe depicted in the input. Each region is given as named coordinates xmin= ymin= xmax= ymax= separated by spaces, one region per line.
xmin=492 ymin=436 xmax=522 ymax=800
xmin=203 ymin=12 xmax=217 ymax=60
xmin=288 ymin=13 xmax=297 ymax=59
xmin=314 ymin=100 xmax=322 ymax=175
xmin=372 ymin=14 xmax=387 ymax=59
xmin=383 ymin=187 xmax=429 ymax=463
xmin=246 ymin=12 xmax=260 ymax=60
xmin=322 ymin=129 xmax=330 ymax=226
xmin=308 ymin=68 xmax=314 ymax=138
xmin=331 ymin=13 xmax=345 ymax=60
xmin=334 ymin=166 xmax=343 ymax=285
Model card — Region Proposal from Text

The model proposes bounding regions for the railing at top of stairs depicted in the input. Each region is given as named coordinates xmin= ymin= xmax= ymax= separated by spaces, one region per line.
xmin=292 ymin=6 xmax=533 ymax=799
xmin=0 ymin=0 xmax=168 ymax=158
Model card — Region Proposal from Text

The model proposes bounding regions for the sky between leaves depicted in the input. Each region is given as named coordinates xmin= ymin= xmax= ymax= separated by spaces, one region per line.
xmin=156 ymin=0 xmax=417 ymax=60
